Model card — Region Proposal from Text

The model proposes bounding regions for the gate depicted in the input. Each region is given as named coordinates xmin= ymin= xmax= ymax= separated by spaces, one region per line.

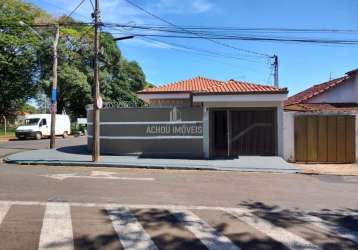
xmin=211 ymin=109 xmax=276 ymax=157
xmin=294 ymin=115 xmax=355 ymax=163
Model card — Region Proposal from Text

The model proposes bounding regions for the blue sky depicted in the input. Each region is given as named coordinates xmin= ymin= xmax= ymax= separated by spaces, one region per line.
xmin=28 ymin=0 xmax=358 ymax=95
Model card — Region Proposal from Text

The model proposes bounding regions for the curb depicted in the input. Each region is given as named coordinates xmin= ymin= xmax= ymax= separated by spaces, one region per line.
xmin=3 ymin=158 xmax=303 ymax=174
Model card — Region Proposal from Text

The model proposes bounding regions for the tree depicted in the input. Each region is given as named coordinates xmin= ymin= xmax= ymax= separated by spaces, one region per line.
xmin=0 ymin=0 xmax=48 ymax=118
xmin=1 ymin=1 xmax=148 ymax=119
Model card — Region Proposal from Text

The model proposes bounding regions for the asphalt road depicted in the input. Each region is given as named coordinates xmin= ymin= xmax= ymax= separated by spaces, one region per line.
xmin=0 ymin=138 xmax=357 ymax=249
xmin=0 ymin=136 xmax=86 ymax=158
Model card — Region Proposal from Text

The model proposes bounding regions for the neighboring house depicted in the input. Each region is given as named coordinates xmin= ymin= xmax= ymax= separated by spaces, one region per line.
xmin=283 ymin=69 xmax=358 ymax=163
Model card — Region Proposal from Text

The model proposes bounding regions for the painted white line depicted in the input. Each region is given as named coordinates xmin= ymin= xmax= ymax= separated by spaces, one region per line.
xmin=106 ymin=206 xmax=158 ymax=250
xmin=302 ymin=214 xmax=358 ymax=244
xmin=87 ymin=135 xmax=203 ymax=139
xmin=0 ymin=200 xmax=235 ymax=210
xmin=38 ymin=203 xmax=74 ymax=250
xmin=41 ymin=173 xmax=155 ymax=181
xmin=0 ymin=203 xmax=10 ymax=225
xmin=172 ymin=209 xmax=240 ymax=250
xmin=227 ymin=208 xmax=321 ymax=250
xmin=88 ymin=121 xmax=203 ymax=125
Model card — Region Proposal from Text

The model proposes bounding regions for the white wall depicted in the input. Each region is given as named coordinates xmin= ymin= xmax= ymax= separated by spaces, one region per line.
xmin=308 ymin=77 xmax=357 ymax=103
xmin=283 ymin=111 xmax=295 ymax=162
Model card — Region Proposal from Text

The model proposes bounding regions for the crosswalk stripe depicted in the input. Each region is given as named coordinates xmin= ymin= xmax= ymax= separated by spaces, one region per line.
xmin=301 ymin=214 xmax=358 ymax=244
xmin=172 ymin=209 xmax=241 ymax=250
xmin=0 ymin=203 xmax=10 ymax=225
xmin=227 ymin=208 xmax=322 ymax=250
xmin=38 ymin=203 xmax=74 ymax=250
xmin=106 ymin=206 xmax=158 ymax=250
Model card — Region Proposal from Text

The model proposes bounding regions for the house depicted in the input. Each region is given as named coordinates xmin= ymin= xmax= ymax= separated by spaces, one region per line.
xmin=283 ymin=69 xmax=358 ymax=163
xmin=87 ymin=76 xmax=288 ymax=158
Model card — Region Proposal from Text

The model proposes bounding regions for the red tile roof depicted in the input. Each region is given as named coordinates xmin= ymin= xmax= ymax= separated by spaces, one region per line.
xmin=285 ymin=103 xmax=358 ymax=112
xmin=199 ymin=79 xmax=287 ymax=94
xmin=138 ymin=77 xmax=288 ymax=95
xmin=138 ymin=76 xmax=224 ymax=94
xmin=285 ymin=75 xmax=350 ymax=106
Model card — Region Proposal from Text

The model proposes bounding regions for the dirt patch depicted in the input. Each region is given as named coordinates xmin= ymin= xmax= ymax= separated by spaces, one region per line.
xmin=295 ymin=163 xmax=358 ymax=176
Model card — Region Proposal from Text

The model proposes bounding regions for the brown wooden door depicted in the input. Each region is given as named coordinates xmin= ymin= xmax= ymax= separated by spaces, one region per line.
xmin=294 ymin=115 xmax=356 ymax=163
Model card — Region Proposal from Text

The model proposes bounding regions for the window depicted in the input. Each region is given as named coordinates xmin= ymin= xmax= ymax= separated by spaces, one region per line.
xmin=24 ymin=118 xmax=39 ymax=126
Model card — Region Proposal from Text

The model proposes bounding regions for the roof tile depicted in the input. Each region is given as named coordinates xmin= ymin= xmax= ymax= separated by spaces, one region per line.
xmin=198 ymin=79 xmax=287 ymax=94
xmin=138 ymin=76 xmax=223 ymax=93
xmin=285 ymin=75 xmax=350 ymax=106
xmin=138 ymin=77 xmax=288 ymax=95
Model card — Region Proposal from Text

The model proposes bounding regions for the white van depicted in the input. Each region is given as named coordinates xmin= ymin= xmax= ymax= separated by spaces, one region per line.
xmin=16 ymin=114 xmax=71 ymax=140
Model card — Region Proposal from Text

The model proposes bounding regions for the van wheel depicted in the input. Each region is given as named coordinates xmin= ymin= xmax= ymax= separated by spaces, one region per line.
xmin=62 ymin=131 xmax=68 ymax=138
xmin=35 ymin=132 xmax=42 ymax=140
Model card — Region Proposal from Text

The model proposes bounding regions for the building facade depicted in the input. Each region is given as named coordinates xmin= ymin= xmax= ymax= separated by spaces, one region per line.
xmin=88 ymin=77 xmax=288 ymax=159
xmin=283 ymin=69 xmax=358 ymax=163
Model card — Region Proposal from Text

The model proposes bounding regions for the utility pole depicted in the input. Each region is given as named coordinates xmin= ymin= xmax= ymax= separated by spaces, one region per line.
xmin=92 ymin=0 xmax=101 ymax=161
xmin=50 ymin=24 xmax=59 ymax=149
xmin=273 ymin=54 xmax=279 ymax=87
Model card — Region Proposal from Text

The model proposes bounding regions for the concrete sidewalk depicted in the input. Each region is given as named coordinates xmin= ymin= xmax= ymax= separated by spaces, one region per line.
xmin=4 ymin=145 xmax=302 ymax=173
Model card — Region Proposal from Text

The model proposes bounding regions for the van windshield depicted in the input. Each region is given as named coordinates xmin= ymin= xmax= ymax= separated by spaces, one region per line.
xmin=24 ymin=118 xmax=40 ymax=126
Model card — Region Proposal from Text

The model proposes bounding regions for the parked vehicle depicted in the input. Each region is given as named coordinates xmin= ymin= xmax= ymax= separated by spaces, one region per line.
xmin=15 ymin=114 xmax=71 ymax=140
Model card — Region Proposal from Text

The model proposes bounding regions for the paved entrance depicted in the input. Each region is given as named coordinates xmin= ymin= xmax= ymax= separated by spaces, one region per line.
xmin=4 ymin=145 xmax=300 ymax=173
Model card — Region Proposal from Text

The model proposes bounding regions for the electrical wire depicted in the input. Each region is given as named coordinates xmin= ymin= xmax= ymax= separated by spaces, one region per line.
xmin=123 ymin=0 xmax=270 ymax=58
xmin=266 ymin=64 xmax=275 ymax=84
xmin=104 ymin=23 xmax=358 ymax=35
xmin=62 ymin=0 xmax=87 ymax=23
xmin=111 ymin=29 xmax=263 ymax=73
xmin=88 ymin=0 xmax=95 ymax=11
xmin=107 ymin=32 xmax=358 ymax=45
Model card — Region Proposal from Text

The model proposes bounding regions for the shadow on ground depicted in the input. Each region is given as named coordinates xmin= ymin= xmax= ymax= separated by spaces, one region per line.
xmin=44 ymin=202 xmax=358 ymax=250
xmin=56 ymin=145 xmax=89 ymax=155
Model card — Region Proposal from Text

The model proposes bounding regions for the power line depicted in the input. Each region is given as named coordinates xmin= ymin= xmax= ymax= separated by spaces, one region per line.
xmin=109 ymin=28 xmax=264 ymax=72
xmin=104 ymin=23 xmax=358 ymax=34
xmin=88 ymin=0 xmax=95 ymax=11
xmin=104 ymin=26 xmax=264 ymax=62
xmin=62 ymin=0 xmax=87 ymax=23
xmin=109 ymin=32 xmax=358 ymax=45
xmin=0 ymin=22 xmax=92 ymax=28
xmin=38 ymin=0 xmax=90 ymax=21
xmin=266 ymin=64 xmax=274 ymax=84
xmin=123 ymin=0 xmax=270 ymax=58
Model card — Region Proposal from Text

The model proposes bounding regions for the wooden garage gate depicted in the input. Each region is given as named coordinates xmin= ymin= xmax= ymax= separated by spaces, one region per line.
xmin=295 ymin=115 xmax=356 ymax=163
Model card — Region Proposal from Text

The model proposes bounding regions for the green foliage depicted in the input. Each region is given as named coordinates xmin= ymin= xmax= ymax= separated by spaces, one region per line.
xmin=0 ymin=0 xmax=147 ymax=119
xmin=0 ymin=0 xmax=46 ymax=117
xmin=19 ymin=103 xmax=37 ymax=114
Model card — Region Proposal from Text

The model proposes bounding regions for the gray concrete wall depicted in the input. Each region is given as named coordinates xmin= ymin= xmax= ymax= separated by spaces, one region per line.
xmin=87 ymin=107 xmax=203 ymax=158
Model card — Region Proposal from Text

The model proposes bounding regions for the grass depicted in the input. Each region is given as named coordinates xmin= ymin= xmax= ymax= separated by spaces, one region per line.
xmin=0 ymin=125 xmax=16 ymax=137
